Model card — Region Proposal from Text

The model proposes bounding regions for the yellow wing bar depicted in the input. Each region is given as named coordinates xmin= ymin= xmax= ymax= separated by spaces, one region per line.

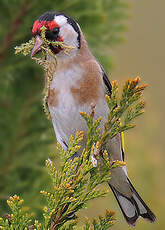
xmin=121 ymin=131 xmax=125 ymax=152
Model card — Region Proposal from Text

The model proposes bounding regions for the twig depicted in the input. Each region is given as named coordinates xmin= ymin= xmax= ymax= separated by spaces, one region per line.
xmin=0 ymin=0 xmax=30 ymax=63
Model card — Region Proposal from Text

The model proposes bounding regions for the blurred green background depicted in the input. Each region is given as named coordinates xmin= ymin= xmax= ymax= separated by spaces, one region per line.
xmin=0 ymin=0 xmax=164 ymax=229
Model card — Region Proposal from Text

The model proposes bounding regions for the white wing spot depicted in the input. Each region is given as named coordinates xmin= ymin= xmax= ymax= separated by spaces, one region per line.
xmin=118 ymin=196 xmax=136 ymax=218
xmin=132 ymin=193 xmax=147 ymax=214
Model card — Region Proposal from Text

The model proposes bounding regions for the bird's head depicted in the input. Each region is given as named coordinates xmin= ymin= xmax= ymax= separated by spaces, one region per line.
xmin=31 ymin=11 xmax=81 ymax=58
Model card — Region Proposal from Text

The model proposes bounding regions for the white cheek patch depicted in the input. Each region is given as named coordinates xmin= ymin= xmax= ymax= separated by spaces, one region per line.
xmin=54 ymin=15 xmax=67 ymax=27
xmin=59 ymin=23 xmax=79 ymax=48
xmin=52 ymin=15 xmax=79 ymax=58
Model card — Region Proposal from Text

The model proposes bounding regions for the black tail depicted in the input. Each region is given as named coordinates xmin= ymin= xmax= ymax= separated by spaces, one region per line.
xmin=109 ymin=179 xmax=156 ymax=226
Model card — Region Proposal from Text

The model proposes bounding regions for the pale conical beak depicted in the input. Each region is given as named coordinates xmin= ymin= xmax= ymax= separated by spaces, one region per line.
xmin=31 ymin=36 xmax=44 ymax=57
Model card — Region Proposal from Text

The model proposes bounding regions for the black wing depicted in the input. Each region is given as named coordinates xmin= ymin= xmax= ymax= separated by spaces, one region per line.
xmin=100 ymin=64 xmax=112 ymax=96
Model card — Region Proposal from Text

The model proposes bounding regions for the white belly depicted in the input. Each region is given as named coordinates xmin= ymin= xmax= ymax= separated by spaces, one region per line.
xmin=48 ymin=67 xmax=108 ymax=148
xmin=49 ymin=93 xmax=108 ymax=148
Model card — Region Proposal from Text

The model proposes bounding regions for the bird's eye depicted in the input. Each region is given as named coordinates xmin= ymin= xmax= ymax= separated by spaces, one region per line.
xmin=45 ymin=27 xmax=60 ymax=41
xmin=52 ymin=27 xmax=60 ymax=34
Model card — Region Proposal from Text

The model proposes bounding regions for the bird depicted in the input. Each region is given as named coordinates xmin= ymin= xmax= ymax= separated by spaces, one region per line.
xmin=31 ymin=11 xmax=156 ymax=226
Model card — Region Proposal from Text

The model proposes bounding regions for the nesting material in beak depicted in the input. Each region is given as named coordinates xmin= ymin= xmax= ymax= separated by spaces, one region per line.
xmin=31 ymin=36 xmax=44 ymax=57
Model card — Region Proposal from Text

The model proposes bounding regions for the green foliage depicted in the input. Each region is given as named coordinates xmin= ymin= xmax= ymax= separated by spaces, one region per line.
xmin=81 ymin=78 xmax=146 ymax=156
xmin=0 ymin=196 xmax=115 ymax=230
xmin=0 ymin=195 xmax=33 ymax=230
xmin=104 ymin=78 xmax=146 ymax=138
xmin=0 ymin=0 xmax=130 ymax=221
xmin=83 ymin=210 xmax=115 ymax=230
xmin=0 ymin=78 xmax=146 ymax=229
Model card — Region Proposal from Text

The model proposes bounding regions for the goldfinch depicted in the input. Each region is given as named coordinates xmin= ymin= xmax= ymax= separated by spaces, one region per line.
xmin=31 ymin=11 xmax=156 ymax=226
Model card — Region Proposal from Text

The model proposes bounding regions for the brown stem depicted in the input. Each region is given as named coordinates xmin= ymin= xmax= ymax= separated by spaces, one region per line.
xmin=50 ymin=204 xmax=67 ymax=230
xmin=0 ymin=0 xmax=30 ymax=63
